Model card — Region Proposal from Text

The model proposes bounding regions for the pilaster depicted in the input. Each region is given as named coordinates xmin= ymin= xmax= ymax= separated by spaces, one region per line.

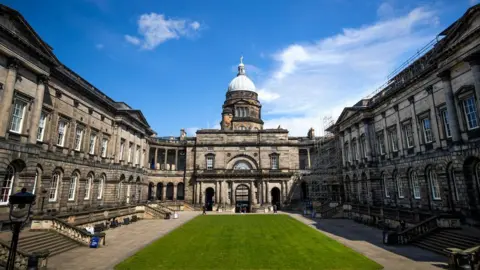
xmin=0 ymin=58 xmax=19 ymax=137
xmin=438 ymin=70 xmax=461 ymax=143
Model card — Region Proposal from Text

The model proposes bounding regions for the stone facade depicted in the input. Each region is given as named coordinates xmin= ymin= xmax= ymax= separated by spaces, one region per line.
xmin=327 ymin=5 xmax=480 ymax=224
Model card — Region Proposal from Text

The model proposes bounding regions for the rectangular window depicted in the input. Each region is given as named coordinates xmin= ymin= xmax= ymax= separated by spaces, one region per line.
xmin=206 ymin=156 xmax=214 ymax=170
xmin=389 ymin=129 xmax=398 ymax=152
xmin=49 ymin=173 xmax=60 ymax=202
xmin=271 ymin=155 xmax=279 ymax=169
xmin=68 ymin=176 xmax=77 ymax=201
xmin=57 ymin=120 xmax=67 ymax=147
xmin=119 ymin=140 xmax=125 ymax=161
xmin=377 ymin=133 xmax=385 ymax=155
xmin=89 ymin=133 xmax=97 ymax=154
xmin=9 ymin=99 xmax=27 ymax=133
xmin=74 ymin=127 xmax=83 ymax=151
xmin=463 ymin=96 xmax=479 ymax=130
xmin=442 ymin=110 xmax=452 ymax=138
xmin=37 ymin=112 xmax=46 ymax=141
xmin=101 ymin=138 xmax=108 ymax=158
xmin=422 ymin=118 xmax=433 ymax=143
xmin=403 ymin=123 xmax=414 ymax=148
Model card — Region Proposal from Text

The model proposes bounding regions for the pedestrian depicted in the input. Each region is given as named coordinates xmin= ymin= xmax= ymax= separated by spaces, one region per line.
xmin=202 ymin=205 xmax=206 ymax=215
xmin=273 ymin=204 xmax=277 ymax=214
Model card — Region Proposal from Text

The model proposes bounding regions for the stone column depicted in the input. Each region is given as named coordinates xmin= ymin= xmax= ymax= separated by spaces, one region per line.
xmin=266 ymin=182 xmax=270 ymax=204
xmin=162 ymin=184 xmax=166 ymax=201
xmin=250 ymin=181 xmax=254 ymax=205
xmin=0 ymin=58 xmax=19 ymax=137
xmin=231 ymin=182 xmax=235 ymax=206
xmin=173 ymin=184 xmax=178 ymax=201
xmin=164 ymin=148 xmax=168 ymax=170
xmin=28 ymin=75 xmax=47 ymax=144
xmin=219 ymin=181 xmax=223 ymax=204
xmin=151 ymin=185 xmax=156 ymax=201
xmin=154 ymin=148 xmax=158 ymax=169
xmin=280 ymin=181 xmax=284 ymax=203
xmin=199 ymin=181 xmax=203 ymax=204
xmin=340 ymin=133 xmax=346 ymax=166
xmin=363 ymin=121 xmax=372 ymax=161
xmin=438 ymin=70 xmax=461 ymax=143
xmin=175 ymin=149 xmax=179 ymax=171
xmin=466 ymin=54 xmax=480 ymax=111
xmin=307 ymin=148 xmax=311 ymax=169
xmin=215 ymin=181 xmax=219 ymax=203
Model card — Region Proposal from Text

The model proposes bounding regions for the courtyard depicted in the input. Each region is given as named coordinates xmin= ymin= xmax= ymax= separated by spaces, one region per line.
xmin=115 ymin=214 xmax=382 ymax=270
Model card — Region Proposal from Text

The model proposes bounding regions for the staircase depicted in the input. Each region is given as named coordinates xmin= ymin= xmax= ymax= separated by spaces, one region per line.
xmin=183 ymin=202 xmax=195 ymax=211
xmin=412 ymin=228 xmax=480 ymax=256
xmin=0 ymin=231 xmax=81 ymax=256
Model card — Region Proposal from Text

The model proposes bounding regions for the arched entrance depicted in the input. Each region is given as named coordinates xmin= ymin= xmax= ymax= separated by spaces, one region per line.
xmin=271 ymin=187 xmax=281 ymax=209
xmin=235 ymin=184 xmax=250 ymax=213
xmin=301 ymin=181 xmax=309 ymax=201
xmin=463 ymin=157 xmax=480 ymax=216
xmin=205 ymin=187 xmax=215 ymax=211
xmin=156 ymin=183 xmax=163 ymax=200
xmin=148 ymin=182 xmax=154 ymax=200
xmin=166 ymin=183 xmax=174 ymax=200
xmin=177 ymin=183 xmax=185 ymax=200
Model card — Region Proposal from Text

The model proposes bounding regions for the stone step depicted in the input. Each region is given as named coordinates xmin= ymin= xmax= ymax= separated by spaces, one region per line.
xmin=412 ymin=229 xmax=480 ymax=256
xmin=10 ymin=231 xmax=82 ymax=257
xmin=413 ymin=240 xmax=448 ymax=256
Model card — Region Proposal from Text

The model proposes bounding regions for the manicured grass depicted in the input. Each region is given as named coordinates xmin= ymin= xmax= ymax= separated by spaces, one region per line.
xmin=115 ymin=215 xmax=382 ymax=270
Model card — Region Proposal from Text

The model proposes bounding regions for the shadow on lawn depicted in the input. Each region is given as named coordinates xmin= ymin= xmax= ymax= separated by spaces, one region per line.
xmin=284 ymin=211 xmax=448 ymax=266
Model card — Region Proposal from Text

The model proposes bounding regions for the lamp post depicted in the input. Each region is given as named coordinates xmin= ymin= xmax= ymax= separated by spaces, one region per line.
xmin=6 ymin=189 xmax=36 ymax=270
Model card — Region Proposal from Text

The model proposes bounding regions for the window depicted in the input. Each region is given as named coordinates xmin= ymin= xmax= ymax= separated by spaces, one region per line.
xmin=68 ymin=174 xmax=78 ymax=201
xmin=207 ymin=146 xmax=214 ymax=151
xmin=427 ymin=170 xmax=441 ymax=200
xmin=233 ymin=161 xmax=251 ymax=170
xmin=49 ymin=172 xmax=60 ymax=202
xmin=101 ymin=138 xmax=108 ymax=158
xmin=389 ymin=129 xmax=398 ymax=152
xmin=271 ymin=155 xmax=279 ymax=169
xmin=383 ymin=174 xmax=390 ymax=198
xmin=57 ymin=120 xmax=67 ymax=147
xmin=119 ymin=140 xmax=125 ymax=161
xmin=449 ymin=169 xmax=459 ymax=201
xmin=351 ymin=139 xmax=357 ymax=161
xmin=442 ymin=110 xmax=452 ymax=138
xmin=404 ymin=123 xmax=414 ymax=148
xmin=236 ymin=107 xmax=249 ymax=117
xmin=410 ymin=171 xmax=421 ymax=199
xmin=74 ymin=127 xmax=83 ymax=151
xmin=344 ymin=142 xmax=349 ymax=162
xmin=89 ymin=133 xmax=97 ymax=154
xmin=97 ymin=175 xmax=105 ymax=199
xmin=377 ymin=133 xmax=385 ymax=155
xmin=1 ymin=165 xmax=15 ymax=205
xmin=85 ymin=174 xmax=93 ymax=200
xmin=135 ymin=146 xmax=140 ymax=164
xmin=206 ymin=155 xmax=214 ymax=170
xmin=128 ymin=143 xmax=133 ymax=163
xmin=422 ymin=118 xmax=433 ymax=143
xmin=360 ymin=135 xmax=366 ymax=158
xmin=37 ymin=112 xmax=46 ymax=141
xmin=117 ymin=181 xmax=123 ymax=199
xmin=238 ymin=126 xmax=247 ymax=130
xmin=9 ymin=99 xmax=27 ymax=133
xmin=395 ymin=173 xmax=404 ymax=198
xmin=463 ymin=96 xmax=479 ymax=130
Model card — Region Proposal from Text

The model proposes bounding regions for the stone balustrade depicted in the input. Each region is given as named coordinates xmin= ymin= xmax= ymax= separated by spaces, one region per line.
xmin=0 ymin=238 xmax=49 ymax=270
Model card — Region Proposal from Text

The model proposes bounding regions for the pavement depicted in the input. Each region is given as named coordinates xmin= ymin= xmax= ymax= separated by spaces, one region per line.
xmin=47 ymin=211 xmax=200 ymax=270
xmin=285 ymin=212 xmax=448 ymax=270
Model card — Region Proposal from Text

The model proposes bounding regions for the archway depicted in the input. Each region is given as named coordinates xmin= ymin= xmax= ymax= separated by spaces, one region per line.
xmin=205 ymin=187 xmax=215 ymax=211
xmin=156 ymin=183 xmax=163 ymax=200
xmin=463 ymin=157 xmax=480 ymax=216
xmin=235 ymin=184 xmax=250 ymax=213
xmin=148 ymin=182 xmax=154 ymax=200
xmin=271 ymin=187 xmax=281 ymax=209
xmin=177 ymin=183 xmax=185 ymax=200
xmin=301 ymin=181 xmax=308 ymax=201
xmin=166 ymin=183 xmax=174 ymax=200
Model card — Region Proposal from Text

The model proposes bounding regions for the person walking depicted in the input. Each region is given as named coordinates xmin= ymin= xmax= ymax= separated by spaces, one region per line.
xmin=202 ymin=205 xmax=206 ymax=215
xmin=273 ymin=204 xmax=277 ymax=214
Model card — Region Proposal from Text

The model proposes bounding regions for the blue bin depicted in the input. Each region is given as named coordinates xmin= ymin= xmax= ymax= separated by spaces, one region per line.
xmin=90 ymin=236 xmax=100 ymax=248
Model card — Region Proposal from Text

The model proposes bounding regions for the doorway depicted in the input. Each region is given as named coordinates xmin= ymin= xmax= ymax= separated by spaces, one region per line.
xmin=301 ymin=181 xmax=309 ymax=201
xmin=271 ymin=187 xmax=281 ymax=209
xmin=235 ymin=184 xmax=250 ymax=213
xmin=205 ymin=187 xmax=215 ymax=211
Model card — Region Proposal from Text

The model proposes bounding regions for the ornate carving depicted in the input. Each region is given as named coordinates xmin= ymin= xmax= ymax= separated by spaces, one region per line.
xmin=7 ymin=57 xmax=19 ymax=69
xmin=37 ymin=75 xmax=49 ymax=84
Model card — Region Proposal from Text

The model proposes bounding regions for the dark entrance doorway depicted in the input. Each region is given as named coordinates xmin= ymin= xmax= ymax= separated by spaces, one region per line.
xmin=156 ymin=183 xmax=163 ymax=200
xmin=166 ymin=183 xmax=174 ymax=200
xmin=301 ymin=182 xmax=309 ymax=201
xmin=271 ymin=187 xmax=281 ymax=209
xmin=235 ymin=184 xmax=250 ymax=213
xmin=148 ymin=182 xmax=154 ymax=200
xmin=205 ymin=187 xmax=214 ymax=211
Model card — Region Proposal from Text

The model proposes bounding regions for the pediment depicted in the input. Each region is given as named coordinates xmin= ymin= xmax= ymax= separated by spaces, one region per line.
xmin=437 ymin=5 xmax=480 ymax=52
xmin=0 ymin=5 xmax=58 ymax=63
xmin=125 ymin=110 xmax=149 ymax=127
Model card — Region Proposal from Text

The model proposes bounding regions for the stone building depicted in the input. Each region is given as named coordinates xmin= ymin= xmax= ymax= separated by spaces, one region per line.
xmin=0 ymin=4 xmax=315 ymax=217
xmin=0 ymin=4 xmax=153 ymax=216
xmin=328 ymin=4 xmax=480 ymax=224
xmin=147 ymin=59 xmax=315 ymax=212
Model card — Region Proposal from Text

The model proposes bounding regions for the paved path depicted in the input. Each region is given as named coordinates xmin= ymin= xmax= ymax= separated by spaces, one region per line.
xmin=48 ymin=211 xmax=200 ymax=270
xmin=286 ymin=212 xmax=448 ymax=270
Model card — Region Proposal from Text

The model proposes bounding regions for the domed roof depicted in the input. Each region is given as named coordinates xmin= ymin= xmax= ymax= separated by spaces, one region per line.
xmin=228 ymin=57 xmax=256 ymax=92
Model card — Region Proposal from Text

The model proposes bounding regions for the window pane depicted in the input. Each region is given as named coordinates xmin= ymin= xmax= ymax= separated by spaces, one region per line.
xmin=10 ymin=100 xmax=26 ymax=133
xmin=463 ymin=97 xmax=479 ymax=130
xmin=37 ymin=112 xmax=46 ymax=141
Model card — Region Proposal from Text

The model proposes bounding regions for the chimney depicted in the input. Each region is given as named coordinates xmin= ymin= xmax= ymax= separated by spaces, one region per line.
xmin=308 ymin=128 xmax=315 ymax=139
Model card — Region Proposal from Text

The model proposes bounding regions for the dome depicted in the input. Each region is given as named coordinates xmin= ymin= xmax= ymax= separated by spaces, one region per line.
xmin=228 ymin=57 xmax=256 ymax=92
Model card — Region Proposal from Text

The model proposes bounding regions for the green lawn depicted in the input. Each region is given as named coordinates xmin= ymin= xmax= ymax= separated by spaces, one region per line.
xmin=115 ymin=215 xmax=382 ymax=270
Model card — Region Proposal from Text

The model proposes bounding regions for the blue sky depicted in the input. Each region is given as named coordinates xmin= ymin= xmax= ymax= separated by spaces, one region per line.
xmin=3 ymin=0 xmax=477 ymax=136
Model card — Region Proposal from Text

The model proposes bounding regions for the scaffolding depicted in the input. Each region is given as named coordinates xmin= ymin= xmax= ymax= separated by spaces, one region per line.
xmin=305 ymin=116 xmax=342 ymax=203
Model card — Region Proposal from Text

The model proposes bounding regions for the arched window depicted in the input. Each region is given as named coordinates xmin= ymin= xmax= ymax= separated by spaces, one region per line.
xmin=1 ymin=165 xmax=15 ymax=205
xmin=68 ymin=173 xmax=78 ymax=201
xmin=49 ymin=172 xmax=60 ymax=202
xmin=410 ymin=171 xmax=420 ymax=199
xmin=85 ymin=174 xmax=93 ymax=200
xmin=233 ymin=161 xmax=251 ymax=170
xmin=427 ymin=169 xmax=441 ymax=200
xmin=383 ymin=173 xmax=390 ymax=198
xmin=97 ymin=175 xmax=105 ymax=199
xmin=394 ymin=171 xmax=404 ymax=198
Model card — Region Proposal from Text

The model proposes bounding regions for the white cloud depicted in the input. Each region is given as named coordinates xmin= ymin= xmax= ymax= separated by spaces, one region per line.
xmin=125 ymin=13 xmax=201 ymax=50
xmin=377 ymin=1 xmax=395 ymax=19
xmin=95 ymin=43 xmax=104 ymax=50
xmin=258 ymin=6 xmax=441 ymax=136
